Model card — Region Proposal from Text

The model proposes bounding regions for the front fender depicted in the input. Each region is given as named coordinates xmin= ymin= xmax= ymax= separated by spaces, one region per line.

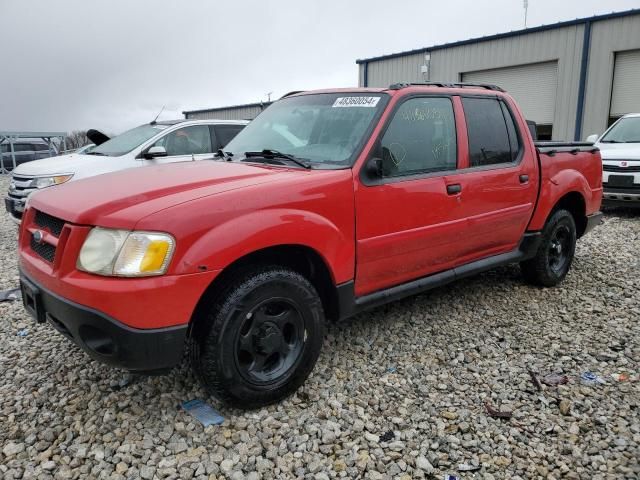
xmin=174 ymin=208 xmax=354 ymax=284
xmin=528 ymin=169 xmax=597 ymax=231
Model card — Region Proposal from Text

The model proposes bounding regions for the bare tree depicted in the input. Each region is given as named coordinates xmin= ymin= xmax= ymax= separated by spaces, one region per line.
xmin=63 ymin=130 xmax=91 ymax=151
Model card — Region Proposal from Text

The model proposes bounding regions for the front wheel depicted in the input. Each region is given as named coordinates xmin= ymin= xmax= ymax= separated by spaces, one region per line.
xmin=190 ymin=267 xmax=325 ymax=409
xmin=520 ymin=209 xmax=577 ymax=287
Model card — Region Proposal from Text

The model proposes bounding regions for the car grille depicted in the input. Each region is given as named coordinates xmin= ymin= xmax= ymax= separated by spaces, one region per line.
xmin=30 ymin=235 xmax=57 ymax=263
xmin=29 ymin=209 xmax=66 ymax=263
xmin=34 ymin=209 xmax=65 ymax=237
xmin=7 ymin=174 xmax=37 ymax=220
xmin=603 ymin=164 xmax=640 ymax=173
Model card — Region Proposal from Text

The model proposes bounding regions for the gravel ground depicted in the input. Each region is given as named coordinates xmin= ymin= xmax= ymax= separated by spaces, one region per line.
xmin=1 ymin=173 xmax=639 ymax=480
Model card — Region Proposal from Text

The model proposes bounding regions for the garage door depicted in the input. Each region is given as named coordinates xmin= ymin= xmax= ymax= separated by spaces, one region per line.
xmin=610 ymin=49 xmax=640 ymax=117
xmin=462 ymin=62 xmax=558 ymax=125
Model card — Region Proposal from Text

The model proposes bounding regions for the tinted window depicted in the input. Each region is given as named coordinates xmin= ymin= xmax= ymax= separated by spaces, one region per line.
xmin=501 ymin=102 xmax=521 ymax=162
xmin=462 ymin=97 xmax=512 ymax=167
xmin=215 ymin=125 xmax=245 ymax=148
xmin=33 ymin=143 xmax=50 ymax=151
xmin=153 ymin=125 xmax=212 ymax=156
xmin=380 ymin=97 xmax=457 ymax=178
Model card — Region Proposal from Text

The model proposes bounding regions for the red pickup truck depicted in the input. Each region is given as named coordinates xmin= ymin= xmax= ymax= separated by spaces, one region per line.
xmin=18 ymin=83 xmax=602 ymax=408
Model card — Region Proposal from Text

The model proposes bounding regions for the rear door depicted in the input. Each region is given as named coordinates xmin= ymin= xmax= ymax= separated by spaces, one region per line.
xmin=145 ymin=125 xmax=214 ymax=164
xmin=446 ymin=96 xmax=538 ymax=263
xmin=354 ymin=95 xmax=467 ymax=296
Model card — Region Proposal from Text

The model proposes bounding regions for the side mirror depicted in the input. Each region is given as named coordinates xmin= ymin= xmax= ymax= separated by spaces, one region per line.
xmin=144 ymin=146 xmax=167 ymax=159
xmin=585 ymin=134 xmax=599 ymax=144
xmin=365 ymin=157 xmax=383 ymax=179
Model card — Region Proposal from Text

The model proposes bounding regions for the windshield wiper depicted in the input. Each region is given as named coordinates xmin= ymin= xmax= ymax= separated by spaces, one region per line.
xmin=600 ymin=140 xmax=621 ymax=143
xmin=214 ymin=149 xmax=234 ymax=160
xmin=244 ymin=149 xmax=311 ymax=169
xmin=85 ymin=151 xmax=107 ymax=156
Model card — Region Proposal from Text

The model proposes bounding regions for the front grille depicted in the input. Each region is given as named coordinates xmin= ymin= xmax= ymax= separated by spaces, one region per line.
xmin=604 ymin=164 xmax=640 ymax=173
xmin=34 ymin=210 xmax=65 ymax=237
xmin=30 ymin=235 xmax=56 ymax=262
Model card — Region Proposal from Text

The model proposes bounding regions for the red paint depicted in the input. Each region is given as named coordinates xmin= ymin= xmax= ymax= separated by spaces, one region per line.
xmin=20 ymin=86 xmax=602 ymax=329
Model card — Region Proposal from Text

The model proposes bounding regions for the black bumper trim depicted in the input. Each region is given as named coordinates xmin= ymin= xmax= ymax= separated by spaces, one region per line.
xmin=19 ymin=271 xmax=188 ymax=373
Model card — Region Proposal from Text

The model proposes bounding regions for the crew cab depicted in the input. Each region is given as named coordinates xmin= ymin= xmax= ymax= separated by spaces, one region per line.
xmin=586 ymin=113 xmax=640 ymax=207
xmin=5 ymin=119 xmax=248 ymax=223
xmin=17 ymin=84 xmax=602 ymax=408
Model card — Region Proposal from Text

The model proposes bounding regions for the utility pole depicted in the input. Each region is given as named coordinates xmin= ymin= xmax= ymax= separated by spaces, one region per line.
xmin=523 ymin=0 xmax=529 ymax=28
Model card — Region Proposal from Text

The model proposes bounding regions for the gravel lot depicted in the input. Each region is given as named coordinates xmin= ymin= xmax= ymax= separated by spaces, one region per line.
xmin=1 ymin=173 xmax=639 ymax=480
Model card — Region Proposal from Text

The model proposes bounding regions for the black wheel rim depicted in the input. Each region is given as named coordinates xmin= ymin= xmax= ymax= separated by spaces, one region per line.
xmin=234 ymin=298 xmax=306 ymax=385
xmin=548 ymin=225 xmax=571 ymax=274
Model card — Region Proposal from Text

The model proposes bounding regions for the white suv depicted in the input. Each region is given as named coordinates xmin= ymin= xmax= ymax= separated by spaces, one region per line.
xmin=4 ymin=119 xmax=248 ymax=222
xmin=587 ymin=113 xmax=640 ymax=207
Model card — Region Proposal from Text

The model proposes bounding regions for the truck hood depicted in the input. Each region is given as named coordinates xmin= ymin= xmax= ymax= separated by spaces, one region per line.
xmin=14 ymin=153 xmax=111 ymax=177
xmin=29 ymin=160 xmax=312 ymax=228
xmin=596 ymin=142 xmax=640 ymax=160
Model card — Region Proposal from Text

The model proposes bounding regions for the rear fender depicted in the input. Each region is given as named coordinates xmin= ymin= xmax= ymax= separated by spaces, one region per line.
xmin=174 ymin=208 xmax=354 ymax=284
xmin=528 ymin=169 xmax=593 ymax=231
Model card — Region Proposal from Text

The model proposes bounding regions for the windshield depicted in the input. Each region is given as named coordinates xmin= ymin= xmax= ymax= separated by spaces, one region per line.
xmin=224 ymin=93 xmax=388 ymax=167
xmin=600 ymin=117 xmax=640 ymax=143
xmin=91 ymin=124 xmax=168 ymax=156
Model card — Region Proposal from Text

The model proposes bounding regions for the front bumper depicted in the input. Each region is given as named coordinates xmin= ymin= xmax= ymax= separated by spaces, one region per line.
xmin=602 ymin=187 xmax=640 ymax=206
xmin=20 ymin=271 xmax=188 ymax=373
xmin=4 ymin=196 xmax=24 ymax=223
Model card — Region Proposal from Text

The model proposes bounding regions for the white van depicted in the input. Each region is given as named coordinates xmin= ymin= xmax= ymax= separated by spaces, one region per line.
xmin=5 ymin=119 xmax=248 ymax=222
xmin=587 ymin=113 xmax=640 ymax=207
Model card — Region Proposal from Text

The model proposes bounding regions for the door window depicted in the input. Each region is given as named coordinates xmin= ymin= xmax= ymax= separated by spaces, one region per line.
xmin=380 ymin=97 xmax=457 ymax=178
xmin=152 ymin=125 xmax=212 ymax=156
xmin=463 ymin=97 xmax=516 ymax=167
xmin=215 ymin=125 xmax=245 ymax=148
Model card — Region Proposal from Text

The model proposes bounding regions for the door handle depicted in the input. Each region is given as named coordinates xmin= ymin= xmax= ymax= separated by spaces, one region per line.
xmin=446 ymin=184 xmax=462 ymax=195
xmin=519 ymin=174 xmax=529 ymax=184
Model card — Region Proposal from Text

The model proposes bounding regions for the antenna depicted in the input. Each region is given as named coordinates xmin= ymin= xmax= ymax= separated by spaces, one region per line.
xmin=523 ymin=0 xmax=529 ymax=28
xmin=151 ymin=105 xmax=165 ymax=125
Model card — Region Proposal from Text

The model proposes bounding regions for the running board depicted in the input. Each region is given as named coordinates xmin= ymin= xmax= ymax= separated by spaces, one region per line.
xmin=337 ymin=232 xmax=542 ymax=320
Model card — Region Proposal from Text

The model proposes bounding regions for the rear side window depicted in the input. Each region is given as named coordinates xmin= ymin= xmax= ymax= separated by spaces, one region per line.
xmin=215 ymin=125 xmax=245 ymax=148
xmin=380 ymin=97 xmax=457 ymax=178
xmin=462 ymin=97 xmax=517 ymax=167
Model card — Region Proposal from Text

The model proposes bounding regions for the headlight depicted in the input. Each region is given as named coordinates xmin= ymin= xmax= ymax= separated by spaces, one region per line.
xmin=33 ymin=174 xmax=73 ymax=189
xmin=77 ymin=228 xmax=175 ymax=277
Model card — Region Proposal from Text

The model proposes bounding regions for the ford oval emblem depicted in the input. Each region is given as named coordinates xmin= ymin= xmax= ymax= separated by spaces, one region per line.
xmin=33 ymin=230 xmax=44 ymax=244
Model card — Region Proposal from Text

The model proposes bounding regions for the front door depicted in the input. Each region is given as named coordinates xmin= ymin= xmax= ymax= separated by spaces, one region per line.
xmin=145 ymin=124 xmax=215 ymax=164
xmin=354 ymin=96 xmax=467 ymax=296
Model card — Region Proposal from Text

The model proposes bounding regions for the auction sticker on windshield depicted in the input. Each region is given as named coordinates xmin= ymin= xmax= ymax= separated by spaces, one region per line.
xmin=332 ymin=96 xmax=380 ymax=108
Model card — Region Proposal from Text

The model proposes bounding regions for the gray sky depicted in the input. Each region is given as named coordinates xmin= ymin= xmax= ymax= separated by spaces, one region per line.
xmin=1 ymin=0 xmax=638 ymax=134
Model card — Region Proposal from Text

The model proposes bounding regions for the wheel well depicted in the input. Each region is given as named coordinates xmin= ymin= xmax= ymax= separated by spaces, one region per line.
xmin=553 ymin=192 xmax=587 ymax=237
xmin=193 ymin=245 xmax=340 ymax=325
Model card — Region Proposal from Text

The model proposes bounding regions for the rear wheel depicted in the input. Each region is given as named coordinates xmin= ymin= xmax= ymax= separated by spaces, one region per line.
xmin=190 ymin=267 xmax=325 ymax=409
xmin=520 ymin=209 xmax=577 ymax=287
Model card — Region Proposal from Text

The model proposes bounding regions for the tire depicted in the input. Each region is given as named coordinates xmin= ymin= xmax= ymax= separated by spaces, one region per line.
xmin=189 ymin=266 xmax=325 ymax=409
xmin=520 ymin=209 xmax=577 ymax=287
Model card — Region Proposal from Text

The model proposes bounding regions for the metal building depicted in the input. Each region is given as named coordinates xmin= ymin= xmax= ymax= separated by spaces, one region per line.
xmin=356 ymin=9 xmax=640 ymax=141
xmin=183 ymin=101 xmax=272 ymax=121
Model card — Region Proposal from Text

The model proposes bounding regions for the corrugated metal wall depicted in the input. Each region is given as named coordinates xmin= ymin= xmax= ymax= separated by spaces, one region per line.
xmin=185 ymin=105 xmax=265 ymax=121
xmin=582 ymin=15 xmax=640 ymax=137
xmin=362 ymin=25 xmax=585 ymax=140
xmin=365 ymin=52 xmax=427 ymax=88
